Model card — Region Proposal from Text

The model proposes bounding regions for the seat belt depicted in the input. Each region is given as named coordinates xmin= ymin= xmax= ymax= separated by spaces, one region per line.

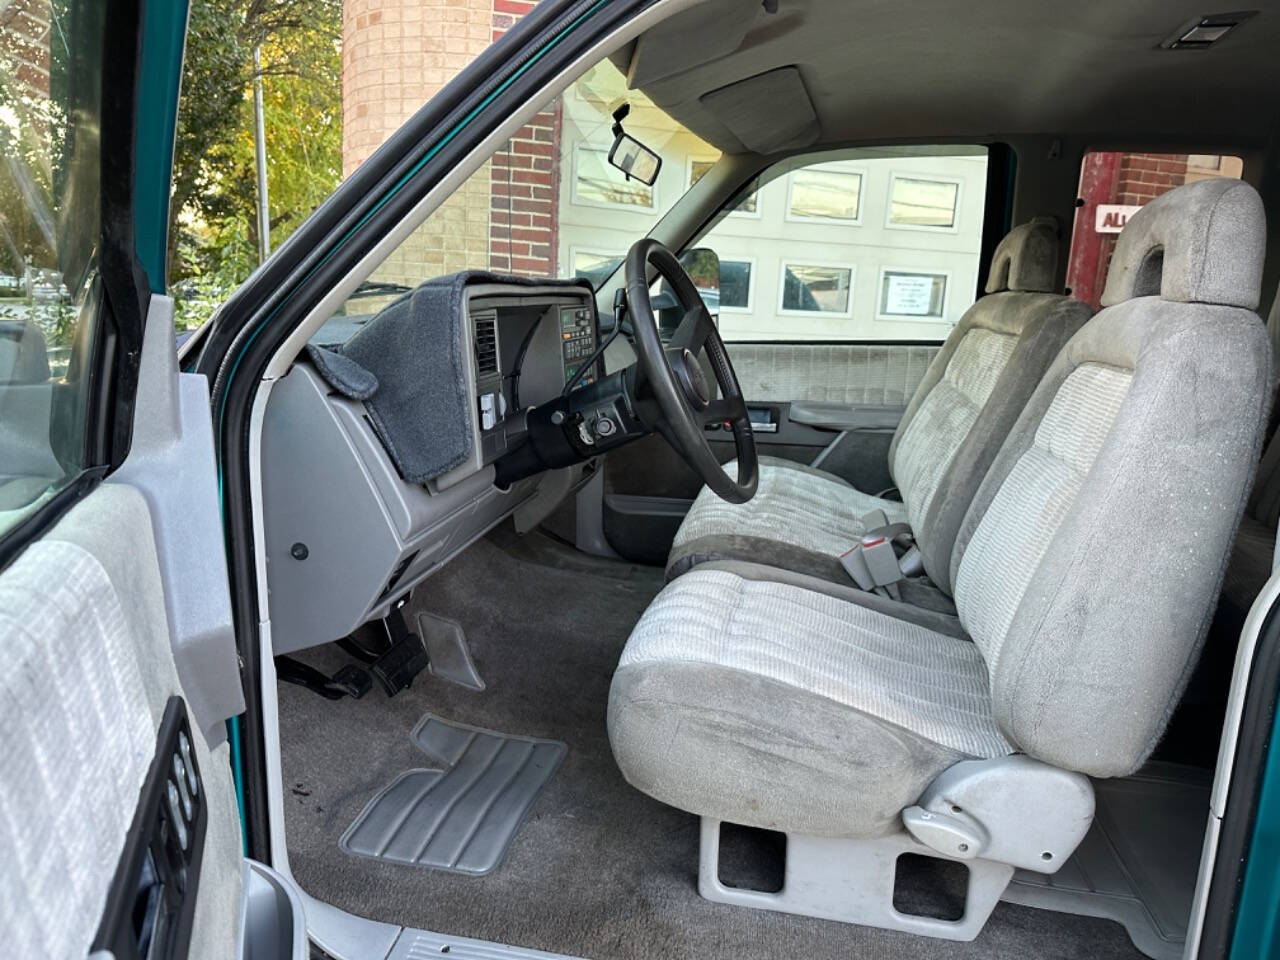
xmin=840 ymin=512 xmax=923 ymax=598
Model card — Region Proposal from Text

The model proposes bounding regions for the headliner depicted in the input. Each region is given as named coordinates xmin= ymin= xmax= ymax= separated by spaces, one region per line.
xmin=620 ymin=0 xmax=1280 ymax=154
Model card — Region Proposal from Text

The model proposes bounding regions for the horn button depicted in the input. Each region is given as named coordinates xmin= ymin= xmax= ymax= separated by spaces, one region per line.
xmin=668 ymin=347 xmax=711 ymax=408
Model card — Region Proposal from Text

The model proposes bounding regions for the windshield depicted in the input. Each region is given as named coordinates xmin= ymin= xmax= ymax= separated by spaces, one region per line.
xmin=325 ymin=55 xmax=717 ymax=331
xmin=332 ymin=54 xmax=989 ymax=348
xmin=553 ymin=60 xmax=718 ymax=291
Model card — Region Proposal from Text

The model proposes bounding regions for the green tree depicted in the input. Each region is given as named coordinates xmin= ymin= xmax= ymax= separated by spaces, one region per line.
xmin=170 ymin=0 xmax=342 ymax=326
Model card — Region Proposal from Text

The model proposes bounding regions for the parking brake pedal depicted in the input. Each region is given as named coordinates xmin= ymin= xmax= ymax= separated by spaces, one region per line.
xmin=369 ymin=607 xmax=429 ymax=696
xmin=277 ymin=656 xmax=372 ymax=700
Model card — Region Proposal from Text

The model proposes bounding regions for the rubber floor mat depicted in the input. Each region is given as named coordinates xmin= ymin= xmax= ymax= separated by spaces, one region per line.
xmin=340 ymin=714 xmax=566 ymax=875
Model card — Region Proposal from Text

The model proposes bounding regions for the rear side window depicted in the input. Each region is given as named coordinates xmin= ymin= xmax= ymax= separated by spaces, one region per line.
xmin=1066 ymin=152 xmax=1243 ymax=309
xmin=0 ymin=0 xmax=105 ymax=534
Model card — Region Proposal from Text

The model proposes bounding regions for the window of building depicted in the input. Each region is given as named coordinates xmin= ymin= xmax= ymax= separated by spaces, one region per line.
xmin=787 ymin=164 xmax=862 ymax=223
xmin=572 ymin=250 xmax=623 ymax=288
xmin=573 ymin=146 xmax=655 ymax=210
xmin=780 ymin=263 xmax=854 ymax=316
xmin=691 ymin=148 xmax=987 ymax=341
xmin=887 ymin=175 xmax=961 ymax=229
xmin=877 ymin=269 xmax=948 ymax=320
xmin=689 ymin=158 xmax=715 ymax=187
xmin=719 ymin=259 xmax=754 ymax=312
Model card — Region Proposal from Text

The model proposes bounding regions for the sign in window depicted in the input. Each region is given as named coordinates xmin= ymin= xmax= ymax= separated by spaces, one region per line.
xmin=888 ymin=176 xmax=960 ymax=229
xmin=878 ymin=269 xmax=948 ymax=320
xmin=780 ymin=264 xmax=853 ymax=316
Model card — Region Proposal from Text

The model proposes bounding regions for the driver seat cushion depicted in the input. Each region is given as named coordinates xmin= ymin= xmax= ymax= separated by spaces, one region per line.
xmin=607 ymin=568 xmax=1012 ymax=837
xmin=666 ymin=456 xmax=909 ymax=583
xmin=666 ymin=219 xmax=1092 ymax=591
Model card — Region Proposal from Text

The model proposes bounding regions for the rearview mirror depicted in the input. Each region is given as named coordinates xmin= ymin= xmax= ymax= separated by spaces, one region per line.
xmin=608 ymin=133 xmax=662 ymax=186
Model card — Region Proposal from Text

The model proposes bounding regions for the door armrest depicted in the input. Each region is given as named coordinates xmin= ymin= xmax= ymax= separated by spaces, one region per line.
xmin=787 ymin=403 xmax=904 ymax=431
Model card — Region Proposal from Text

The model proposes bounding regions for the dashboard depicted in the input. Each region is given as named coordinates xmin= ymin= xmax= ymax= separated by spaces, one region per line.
xmin=455 ymin=287 xmax=601 ymax=481
xmin=261 ymin=280 xmax=602 ymax=655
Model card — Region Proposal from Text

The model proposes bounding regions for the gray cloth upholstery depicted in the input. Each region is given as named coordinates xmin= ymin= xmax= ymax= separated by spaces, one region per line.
xmin=698 ymin=559 xmax=967 ymax=638
xmin=667 ymin=456 xmax=908 ymax=580
xmin=668 ymin=218 xmax=1090 ymax=590
xmin=891 ymin=292 xmax=1091 ymax=590
xmin=984 ymin=216 xmax=1060 ymax=294
xmin=304 ymin=343 xmax=378 ymax=400
xmin=951 ymin=300 xmax=1270 ymax=776
xmin=1100 ymin=178 xmax=1265 ymax=310
xmin=608 ymin=569 xmax=1010 ymax=837
xmin=340 ymin=272 xmax=593 ymax=484
xmin=1 ymin=485 xmax=244 ymax=958
xmin=726 ymin=342 xmax=938 ymax=405
xmin=341 ymin=279 xmax=473 ymax=483
xmin=614 ymin=179 xmax=1271 ymax=838
xmin=950 ymin=181 xmax=1271 ymax=777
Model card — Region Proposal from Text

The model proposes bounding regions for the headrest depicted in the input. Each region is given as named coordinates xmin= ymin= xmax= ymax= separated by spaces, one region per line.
xmin=984 ymin=217 xmax=1060 ymax=294
xmin=0 ymin=319 xmax=51 ymax=385
xmin=1100 ymin=178 xmax=1265 ymax=309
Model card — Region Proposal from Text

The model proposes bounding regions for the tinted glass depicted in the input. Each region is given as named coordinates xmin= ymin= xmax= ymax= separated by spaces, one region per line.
xmin=0 ymin=0 xmax=105 ymax=531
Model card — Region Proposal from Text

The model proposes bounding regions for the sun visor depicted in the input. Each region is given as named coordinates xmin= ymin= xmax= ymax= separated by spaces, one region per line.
xmin=698 ymin=66 xmax=820 ymax=155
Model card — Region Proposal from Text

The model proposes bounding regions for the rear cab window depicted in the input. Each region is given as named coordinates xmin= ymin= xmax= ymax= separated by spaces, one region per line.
xmin=1066 ymin=152 xmax=1243 ymax=308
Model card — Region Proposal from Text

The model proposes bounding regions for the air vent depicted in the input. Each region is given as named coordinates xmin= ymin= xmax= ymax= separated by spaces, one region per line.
xmin=473 ymin=313 xmax=499 ymax=375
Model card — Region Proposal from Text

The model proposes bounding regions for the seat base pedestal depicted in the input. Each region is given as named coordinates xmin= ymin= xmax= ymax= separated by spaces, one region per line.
xmin=697 ymin=818 xmax=1015 ymax=942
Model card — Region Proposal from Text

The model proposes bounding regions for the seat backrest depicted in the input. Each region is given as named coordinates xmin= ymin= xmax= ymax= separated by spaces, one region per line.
xmin=1243 ymin=282 xmax=1280 ymax=531
xmin=889 ymin=218 xmax=1092 ymax=593
xmin=951 ymin=178 xmax=1271 ymax=778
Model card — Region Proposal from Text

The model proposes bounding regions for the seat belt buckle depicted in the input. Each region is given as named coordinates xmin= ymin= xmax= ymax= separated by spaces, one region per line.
xmin=840 ymin=534 xmax=903 ymax=600
xmin=861 ymin=508 xmax=889 ymax=531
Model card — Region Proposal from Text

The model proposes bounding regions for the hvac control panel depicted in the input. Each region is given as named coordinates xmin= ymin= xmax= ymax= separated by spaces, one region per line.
xmin=560 ymin=304 xmax=597 ymax=388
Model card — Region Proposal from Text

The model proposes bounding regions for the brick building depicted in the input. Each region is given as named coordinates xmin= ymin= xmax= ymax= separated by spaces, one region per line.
xmin=1067 ymin=152 xmax=1242 ymax=307
xmin=342 ymin=0 xmax=559 ymax=286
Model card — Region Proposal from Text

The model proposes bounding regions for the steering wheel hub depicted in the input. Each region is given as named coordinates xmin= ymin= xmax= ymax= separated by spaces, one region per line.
xmin=670 ymin=347 xmax=711 ymax=408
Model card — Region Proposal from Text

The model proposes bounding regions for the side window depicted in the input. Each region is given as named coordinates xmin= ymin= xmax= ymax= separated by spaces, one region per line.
xmin=697 ymin=149 xmax=989 ymax=343
xmin=0 ymin=0 xmax=106 ymax=533
xmin=1066 ymin=152 xmax=1243 ymax=309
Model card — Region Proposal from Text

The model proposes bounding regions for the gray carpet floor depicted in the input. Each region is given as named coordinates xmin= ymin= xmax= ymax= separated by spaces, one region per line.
xmin=279 ymin=528 xmax=1145 ymax=960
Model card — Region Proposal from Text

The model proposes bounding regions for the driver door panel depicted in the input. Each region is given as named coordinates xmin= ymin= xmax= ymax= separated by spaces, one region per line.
xmin=1 ymin=483 xmax=245 ymax=959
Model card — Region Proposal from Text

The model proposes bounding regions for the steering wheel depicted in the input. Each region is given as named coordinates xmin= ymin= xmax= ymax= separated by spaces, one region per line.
xmin=625 ymin=238 xmax=758 ymax=504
